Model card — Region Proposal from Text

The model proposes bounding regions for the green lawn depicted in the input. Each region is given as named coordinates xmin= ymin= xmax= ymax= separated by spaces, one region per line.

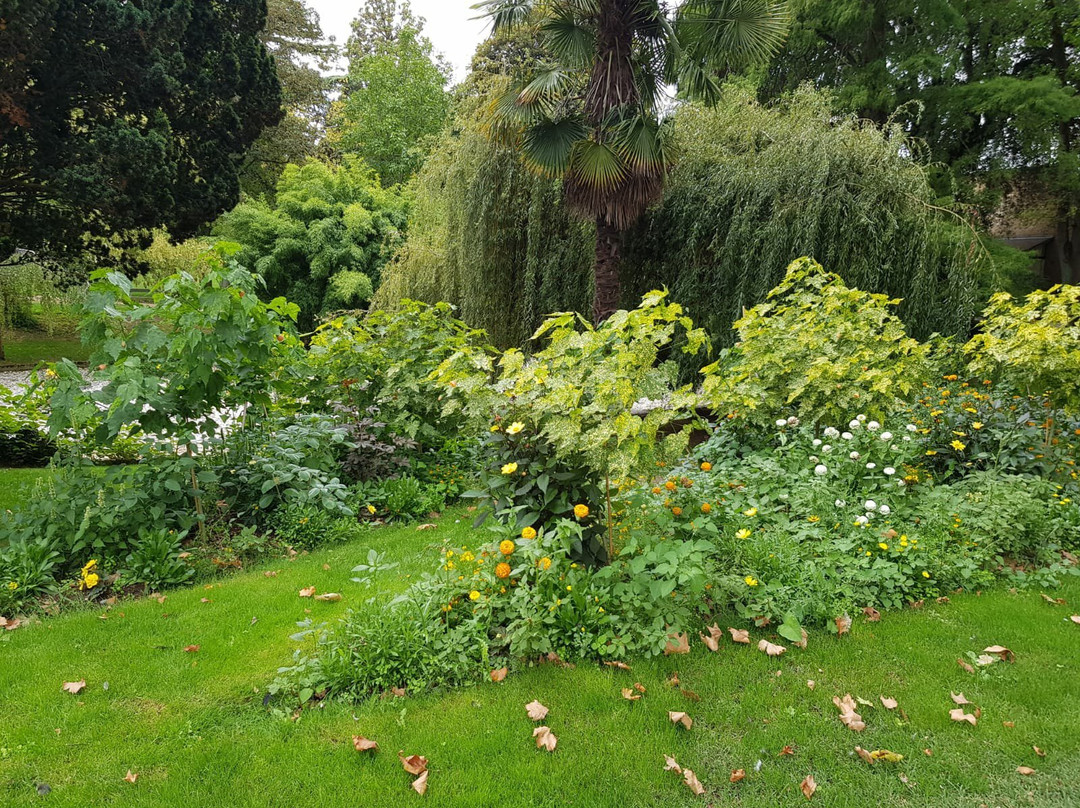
xmin=1 ymin=512 xmax=1078 ymax=808
xmin=0 ymin=468 xmax=50 ymax=513
xmin=1 ymin=330 xmax=90 ymax=365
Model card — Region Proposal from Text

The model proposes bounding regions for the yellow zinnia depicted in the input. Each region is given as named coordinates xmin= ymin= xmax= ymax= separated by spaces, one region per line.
xmin=744 ymin=576 xmax=758 ymax=587
xmin=506 ymin=422 xmax=525 ymax=435
xmin=495 ymin=562 xmax=511 ymax=579
xmin=736 ymin=528 xmax=752 ymax=539
xmin=700 ymin=462 xmax=712 ymax=472
xmin=521 ymin=526 xmax=537 ymax=540
xmin=469 ymin=590 xmax=480 ymax=601
xmin=950 ymin=440 xmax=966 ymax=452
xmin=538 ymin=557 xmax=552 ymax=570
xmin=744 ymin=507 xmax=757 ymax=517
xmin=573 ymin=504 xmax=589 ymax=519
xmin=499 ymin=539 xmax=515 ymax=556
xmin=501 ymin=462 xmax=519 ymax=475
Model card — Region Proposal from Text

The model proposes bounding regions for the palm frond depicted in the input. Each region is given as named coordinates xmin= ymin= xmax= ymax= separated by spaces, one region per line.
xmin=517 ymin=66 xmax=576 ymax=106
xmin=609 ymin=113 xmax=669 ymax=172
xmin=541 ymin=12 xmax=596 ymax=68
xmin=569 ymin=139 xmax=627 ymax=191
xmin=472 ymin=0 xmax=537 ymax=32
xmin=522 ymin=116 xmax=590 ymax=174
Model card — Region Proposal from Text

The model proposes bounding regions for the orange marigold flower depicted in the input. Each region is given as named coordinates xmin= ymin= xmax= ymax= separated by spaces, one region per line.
xmin=700 ymin=462 xmax=712 ymax=471
xmin=499 ymin=539 xmax=515 ymax=556
xmin=664 ymin=481 xmax=676 ymax=491
xmin=671 ymin=507 xmax=683 ymax=516
xmin=573 ymin=504 xmax=590 ymax=519
xmin=495 ymin=562 xmax=511 ymax=579
xmin=700 ymin=503 xmax=712 ymax=514
xmin=520 ymin=526 xmax=537 ymax=540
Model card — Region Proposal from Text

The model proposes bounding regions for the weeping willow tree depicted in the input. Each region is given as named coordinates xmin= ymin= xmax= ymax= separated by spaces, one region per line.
xmin=379 ymin=82 xmax=996 ymax=352
xmin=623 ymin=85 xmax=985 ymax=351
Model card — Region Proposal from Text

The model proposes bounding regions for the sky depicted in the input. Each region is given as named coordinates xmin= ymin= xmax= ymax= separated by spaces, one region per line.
xmin=307 ymin=0 xmax=491 ymax=82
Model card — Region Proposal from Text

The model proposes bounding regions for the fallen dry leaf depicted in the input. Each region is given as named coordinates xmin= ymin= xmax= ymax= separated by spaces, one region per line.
xmin=801 ymin=774 xmax=817 ymax=800
xmin=680 ymin=688 xmax=701 ymax=702
xmin=924 ymin=749 xmax=933 ymax=756
xmin=807 ymin=680 xmax=816 ymax=690
xmin=322 ymin=564 xmax=330 ymax=571
xmin=983 ymin=645 xmax=1015 ymax=662
xmin=730 ymin=768 xmax=746 ymax=783
xmin=669 ymin=711 xmax=693 ymax=730
xmin=1040 ymin=593 xmax=1065 ymax=606
xmin=314 ymin=593 xmax=342 ymax=602
xmin=153 ymin=594 xmax=166 ymax=604
xmin=298 ymin=586 xmax=316 ymax=598
xmin=1016 ymin=766 xmax=1036 ymax=776
xmin=604 ymin=661 xmax=631 ymax=671
xmin=399 ymin=753 xmax=428 ymax=775
xmin=950 ymin=708 xmax=977 ymax=726
xmin=909 ymin=599 xmax=925 ymax=609
xmin=200 ymin=598 xmax=211 ymax=604
xmin=353 ymin=736 xmax=379 ymax=752
xmin=622 ymin=688 xmax=641 ymax=701
xmin=835 ymin=614 xmax=852 ymax=635
xmin=666 ymin=672 xmax=680 ymax=687
xmin=412 ymin=770 xmax=429 ymax=795
xmin=950 ymin=692 xmax=971 ymax=705
xmin=794 ymin=627 xmax=808 ymax=649
xmin=416 ymin=523 xmax=438 ymax=531
xmin=936 ymin=596 xmax=950 ymax=604
xmin=728 ymin=627 xmax=750 ymax=644
xmin=956 ymin=657 xmax=976 ymax=673
xmin=664 ymin=632 xmax=690 ymax=655
xmin=664 ymin=755 xmax=681 ymax=772
xmin=183 ymin=645 xmax=199 ymax=653
xmin=1071 ymin=615 xmax=1080 ymax=625
xmin=700 ymin=632 xmax=719 ymax=652
xmin=780 ymin=745 xmax=795 ymax=756
xmin=682 ymin=768 xmax=705 ymax=796
xmin=863 ymin=606 xmax=881 ymax=622
xmin=62 ymin=680 xmax=86 ymax=695
xmin=757 ymin=639 xmax=786 ymax=657
xmin=855 ymin=746 xmax=874 ymax=764
xmin=1 ymin=616 xmax=21 ymax=631
xmin=525 ymin=700 xmax=549 ymax=721
xmin=391 ymin=686 xmax=407 ymax=697
xmin=1033 ymin=745 xmax=1045 ymax=757
xmin=880 ymin=696 xmax=898 ymax=710
xmin=833 ymin=694 xmax=866 ymax=732
xmin=1003 ymin=721 xmax=1015 ymax=728
xmin=633 ymin=682 xmax=646 ymax=694
xmin=263 ymin=570 xmax=278 ymax=578
xmin=533 ymin=725 xmax=557 ymax=752
xmin=490 ymin=667 xmax=508 ymax=683
xmin=123 ymin=770 xmax=137 ymax=784
xmin=869 ymin=750 xmax=903 ymax=763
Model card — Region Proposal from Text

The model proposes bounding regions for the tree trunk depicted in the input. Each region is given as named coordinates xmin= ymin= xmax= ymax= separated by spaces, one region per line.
xmin=593 ymin=217 xmax=622 ymax=324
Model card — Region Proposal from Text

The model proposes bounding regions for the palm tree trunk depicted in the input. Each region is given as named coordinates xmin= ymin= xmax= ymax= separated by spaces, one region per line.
xmin=593 ymin=217 xmax=621 ymax=324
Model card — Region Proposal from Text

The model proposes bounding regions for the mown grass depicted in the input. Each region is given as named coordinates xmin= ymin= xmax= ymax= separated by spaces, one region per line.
xmin=0 ymin=468 xmax=50 ymax=513
xmin=1 ymin=330 xmax=90 ymax=365
xmin=1 ymin=510 xmax=1078 ymax=808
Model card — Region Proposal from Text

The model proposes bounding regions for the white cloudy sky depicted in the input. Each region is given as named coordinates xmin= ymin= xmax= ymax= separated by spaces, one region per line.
xmin=307 ymin=0 xmax=491 ymax=81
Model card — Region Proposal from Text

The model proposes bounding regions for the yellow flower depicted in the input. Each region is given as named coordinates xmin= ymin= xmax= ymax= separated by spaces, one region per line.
xmin=573 ymin=504 xmax=590 ymax=519
xmin=878 ymin=542 xmax=889 ymax=551
xmin=671 ymin=507 xmax=682 ymax=516
xmin=499 ymin=539 xmax=515 ymax=556
xmin=744 ymin=507 xmax=757 ymax=517
xmin=495 ymin=562 xmax=511 ymax=579
xmin=744 ymin=576 xmax=758 ymax=586
xmin=700 ymin=503 xmax=712 ymax=514
xmin=652 ymin=486 xmax=662 ymax=494
xmin=7 ymin=581 xmax=18 ymax=591
xmin=82 ymin=559 xmax=98 ymax=574
xmin=922 ymin=571 xmax=930 ymax=578
xmin=926 ymin=450 xmax=938 ymax=456
xmin=566 ymin=585 xmax=572 ymax=592
xmin=501 ymin=462 xmax=519 ymax=475
xmin=469 ymin=590 xmax=480 ymax=601
xmin=664 ymin=481 xmax=676 ymax=491
xmin=366 ymin=504 xmax=376 ymax=514
xmin=490 ymin=424 xmax=501 ymax=432
xmin=538 ymin=557 xmax=552 ymax=570
xmin=83 ymin=572 xmax=100 ymax=589
xmin=808 ymin=515 xmax=820 ymax=523
xmin=930 ymin=409 xmax=944 ymax=417
xmin=461 ymin=551 xmax=474 ymax=562
xmin=972 ymin=422 xmax=984 ymax=430
xmin=736 ymin=528 xmax=752 ymax=539
xmin=700 ymin=462 xmax=712 ymax=472
xmin=506 ymin=422 xmax=525 ymax=435
xmin=950 ymin=440 xmax=966 ymax=452
xmin=521 ymin=526 xmax=537 ymax=540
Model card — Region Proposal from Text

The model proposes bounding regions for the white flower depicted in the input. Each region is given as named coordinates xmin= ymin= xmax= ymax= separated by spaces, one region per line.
xmin=865 ymin=462 xmax=876 ymax=469
xmin=879 ymin=504 xmax=891 ymax=515
xmin=787 ymin=416 xmax=800 ymax=426
xmin=891 ymin=444 xmax=899 ymax=451
xmin=867 ymin=421 xmax=880 ymax=431
xmin=809 ymin=455 xmax=820 ymax=463
xmin=814 ymin=464 xmax=828 ymax=476
xmin=902 ymin=435 xmax=912 ymax=442
xmin=884 ymin=467 xmax=896 ymax=476
xmin=906 ymin=424 xmax=918 ymax=432
xmin=857 ymin=414 xmax=867 ymax=422
xmin=897 ymin=480 xmax=907 ymax=487
xmin=812 ymin=438 xmax=822 ymax=447
xmin=849 ymin=419 xmax=861 ymax=430
xmin=849 ymin=451 xmax=861 ymax=460
xmin=822 ymin=444 xmax=832 ymax=453
xmin=842 ymin=431 xmax=854 ymax=440
xmin=880 ymin=431 xmax=893 ymax=441
xmin=824 ymin=426 xmax=840 ymax=439
xmin=855 ymin=515 xmax=869 ymax=525
xmin=864 ymin=500 xmax=877 ymax=511
xmin=835 ymin=498 xmax=847 ymax=507
xmin=776 ymin=419 xmax=788 ymax=427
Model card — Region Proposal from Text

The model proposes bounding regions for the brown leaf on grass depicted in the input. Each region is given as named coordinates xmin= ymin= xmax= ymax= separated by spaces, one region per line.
xmin=983 ymin=645 xmax=1015 ymax=662
xmin=794 ymin=627 xmax=808 ymax=649
xmin=542 ymin=652 xmax=574 ymax=669
xmin=700 ymin=624 xmax=723 ymax=652
xmin=757 ymin=639 xmax=786 ymax=657
xmin=352 ymin=736 xmax=379 ymax=752
xmin=411 ymin=770 xmax=429 ymax=796
xmin=525 ymin=700 xmax=549 ymax=721
xmin=1017 ymin=766 xmax=1036 ymax=776
xmin=263 ymin=570 xmax=279 ymax=578
xmin=390 ymin=687 xmax=407 ymax=698
xmin=956 ymin=657 xmax=976 ymax=673
xmin=322 ymin=564 xmax=331 ymax=571
xmin=832 ymin=694 xmax=866 ymax=732
xmin=200 ymin=598 xmax=211 ymax=604
xmin=153 ymin=594 xmax=166 ymax=604
xmin=806 ymin=680 xmax=816 ymax=690
xmin=314 ymin=593 xmax=342 ymax=602
xmin=950 ymin=692 xmax=971 ymax=705
xmin=664 ymin=632 xmax=690 ymax=655
xmin=1040 ymin=593 xmax=1066 ymax=606
xmin=669 ymin=711 xmax=693 ymax=730
xmin=869 ymin=750 xmax=904 ymax=762
xmin=924 ymin=748 xmax=933 ymax=756
xmin=1003 ymin=720 xmax=1015 ymax=728
xmin=604 ymin=661 xmax=631 ymax=671
xmin=633 ymin=682 xmax=646 ymax=694
xmin=399 ymin=753 xmax=428 ymax=776
xmin=855 ymin=746 xmax=874 ymax=764
xmin=936 ymin=596 xmax=950 ymax=604
xmin=682 ymin=769 xmax=705 ymax=796
xmin=415 ymin=523 xmax=438 ymax=531
xmin=666 ymin=672 xmax=680 ymax=687
xmin=863 ymin=606 xmax=881 ymax=622
xmin=1033 ymin=745 xmax=1045 ymax=757
xmin=1070 ymin=615 xmax=1080 ymax=624
xmin=622 ymin=688 xmax=641 ymax=701
xmin=490 ymin=667 xmax=508 ymax=682
xmin=62 ymin=680 xmax=86 ymax=695
xmin=880 ymin=696 xmax=898 ymax=710
xmin=533 ymin=726 xmax=557 ymax=752
xmin=728 ymin=627 xmax=750 ymax=644
xmin=800 ymin=774 xmax=817 ymax=800
xmin=123 ymin=770 xmax=137 ymax=783
xmin=183 ymin=645 xmax=199 ymax=653
xmin=780 ymin=745 xmax=795 ymax=756
xmin=680 ymin=688 xmax=701 ymax=702
xmin=908 ymin=599 xmax=925 ymax=609
xmin=0 ymin=616 xmax=21 ymax=631
xmin=730 ymin=768 xmax=746 ymax=783
xmin=298 ymin=587 xmax=316 ymax=598
xmin=949 ymin=708 xmax=977 ymax=726
xmin=663 ymin=755 xmax=682 ymax=773
xmin=835 ymin=614 xmax=852 ymax=635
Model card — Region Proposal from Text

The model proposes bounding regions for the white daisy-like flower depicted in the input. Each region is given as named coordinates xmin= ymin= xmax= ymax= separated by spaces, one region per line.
xmin=842 ymin=431 xmax=854 ymax=440
xmin=814 ymin=464 xmax=828 ymax=476
xmin=850 ymin=451 xmax=861 ymax=460
xmin=809 ymin=455 xmax=820 ymax=463
xmin=884 ymin=467 xmax=896 ymax=476
xmin=866 ymin=462 xmax=876 ymax=469
xmin=902 ymin=435 xmax=912 ymax=442
xmin=891 ymin=444 xmax=899 ymax=451
xmin=897 ymin=480 xmax=906 ymax=487
xmin=855 ymin=515 xmax=869 ymax=525
xmin=824 ymin=426 xmax=840 ymax=439
xmin=906 ymin=424 xmax=918 ymax=432
xmin=864 ymin=500 xmax=877 ymax=511
xmin=787 ymin=416 xmax=800 ymax=426
xmin=776 ymin=419 xmax=787 ymax=427
xmin=812 ymin=438 xmax=822 ymax=447
xmin=849 ymin=419 xmax=861 ymax=430
xmin=857 ymin=414 xmax=867 ymax=422
xmin=822 ymin=444 xmax=832 ymax=453
xmin=835 ymin=498 xmax=847 ymax=507
xmin=880 ymin=431 xmax=893 ymax=441
xmin=878 ymin=504 xmax=891 ymax=515
xmin=867 ymin=421 xmax=880 ymax=431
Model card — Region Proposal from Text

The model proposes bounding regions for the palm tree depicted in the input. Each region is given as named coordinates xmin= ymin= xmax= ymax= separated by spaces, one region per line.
xmin=474 ymin=0 xmax=790 ymax=323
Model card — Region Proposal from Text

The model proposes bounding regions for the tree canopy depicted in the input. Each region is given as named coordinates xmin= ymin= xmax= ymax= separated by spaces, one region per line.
xmin=0 ymin=0 xmax=283 ymax=265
